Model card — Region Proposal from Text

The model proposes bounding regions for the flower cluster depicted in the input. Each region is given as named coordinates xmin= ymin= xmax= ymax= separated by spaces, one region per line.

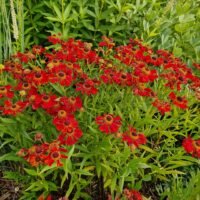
xmin=107 ymin=188 xmax=143 ymax=200
xmin=17 ymin=140 xmax=67 ymax=167
xmin=0 ymin=34 xmax=199 ymax=167
xmin=182 ymin=137 xmax=200 ymax=158
xmin=123 ymin=188 xmax=143 ymax=200
xmin=95 ymin=114 xmax=147 ymax=149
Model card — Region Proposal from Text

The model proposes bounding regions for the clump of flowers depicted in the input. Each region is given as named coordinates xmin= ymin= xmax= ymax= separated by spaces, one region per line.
xmin=182 ymin=136 xmax=200 ymax=158
xmin=17 ymin=140 xmax=67 ymax=167
xmin=1 ymin=35 xmax=200 ymax=199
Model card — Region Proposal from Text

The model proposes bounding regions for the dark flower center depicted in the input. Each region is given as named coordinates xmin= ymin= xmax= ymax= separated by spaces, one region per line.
xmin=177 ymin=96 xmax=183 ymax=101
xmin=121 ymin=74 xmax=127 ymax=79
xmin=0 ymin=87 xmax=5 ymax=91
xmin=178 ymin=76 xmax=184 ymax=81
xmin=42 ymin=95 xmax=49 ymax=101
xmin=35 ymin=157 xmax=41 ymax=162
xmin=23 ymin=82 xmax=29 ymax=88
xmin=58 ymin=71 xmax=65 ymax=77
xmin=69 ymin=97 xmax=75 ymax=103
xmin=51 ymin=151 xmax=60 ymax=159
xmin=12 ymin=105 xmax=17 ymax=109
xmin=84 ymin=83 xmax=91 ymax=88
xmin=131 ymin=132 xmax=137 ymax=137
xmin=195 ymin=141 xmax=200 ymax=147
xmin=35 ymin=146 xmax=43 ymax=154
xmin=58 ymin=110 xmax=66 ymax=118
xmin=64 ymin=120 xmax=70 ymax=126
xmin=35 ymin=72 xmax=42 ymax=78
xmin=106 ymin=115 xmax=112 ymax=121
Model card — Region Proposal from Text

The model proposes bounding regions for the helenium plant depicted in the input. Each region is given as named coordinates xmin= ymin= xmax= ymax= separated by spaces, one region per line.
xmin=0 ymin=35 xmax=200 ymax=199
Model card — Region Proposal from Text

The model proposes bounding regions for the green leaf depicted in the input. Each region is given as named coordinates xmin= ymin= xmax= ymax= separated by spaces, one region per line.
xmin=53 ymin=4 xmax=62 ymax=20
xmin=76 ymin=169 xmax=93 ymax=176
xmin=0 ymin=153 xmax=23 ymax=162
xmin=174 ymin=23 xmax=190 ymax=33
xmin=45 ymin=16 xmax=61 ymax=22
xmin=104 ymin=179 xmax=112 ymax=188
xmin=63 ymin=3 xmax=72 ymax=20
xmin=173 ymin=47 xmax=183 ymax=57
xmin=39 ymin=163 xmax=56 ymax=174
xmin=24 ymin=168 xmax=38 ymax=176
xmin=101 ymin=163 xmax=114 ymax=172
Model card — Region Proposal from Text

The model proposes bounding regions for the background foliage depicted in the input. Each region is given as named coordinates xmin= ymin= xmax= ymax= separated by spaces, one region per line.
xmin=1 ymin=0 xmax=200 ymax=63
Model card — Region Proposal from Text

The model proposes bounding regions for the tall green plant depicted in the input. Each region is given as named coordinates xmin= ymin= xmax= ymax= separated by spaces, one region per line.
xmin=0 ymin=0 xmax=13 ymax=63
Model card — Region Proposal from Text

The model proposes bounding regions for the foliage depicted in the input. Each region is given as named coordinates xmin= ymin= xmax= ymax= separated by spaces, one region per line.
xmin=1 ymin=0 xmax=200 ymax=63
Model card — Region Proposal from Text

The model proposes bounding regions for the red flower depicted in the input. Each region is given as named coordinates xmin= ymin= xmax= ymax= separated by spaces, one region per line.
xmin=122 ymin=127 xmax=147 ymax=147
xmin=19 ymin=141 xmax=68 ymax=167
xmin=18 ymin=144 xmax=47 ymax=167
xmin=99 ymin=36 xmax=115 ymax=49
xmin=44 ymin=141 xmax=67 ymax=166
xmin=58 ymin=125 xmax=83 ymax=145
xmin=76 ymin=79 xmax=98 ymax=95
xmin=133 ymin=84 xmax=155 ymax=97
xmin=113 ymin=71 xmax=133 ymax=86
xmin=26 ymin=70 xmax=49 ymax=86
xmin=47 ymin=34 xmax=61 ymax=44
xmin=15 ymin=52 xmax=35 ymax=63
xmin=100 ymin=69 xmax=117 ymax=84
xmin=152 ymin=98 xmax=171 ymax=115
xmin=15 ymin=81 xmax=36 ymax=96
xmin=33 ymin=94 xmax=58 ymax=110
xmin=59 ymin=96 xmax=83 ymax=113
xmin=32 ymin=45 xmax=45 ymax=55
xmin=134 ymin=66 xmax=158 ymax=83
xmin=48 ymin=64 xmax=73 ymax=86
xmin=53 ymin=112 xmax=78 ymax=131
xmin=0 ymin=85 xmax=14 ymax=99
xmin=182 ymin=137 xmax=200 ymax=158
xmin=95 ymin=114 xmax=122 ymax=134
xmin=123 ymin=188 xmax=143 ymax=200
xmin=0 ymin=100 xmax=28 ymax=116
xmin=169 ymin=92 xmax=188 ymax=109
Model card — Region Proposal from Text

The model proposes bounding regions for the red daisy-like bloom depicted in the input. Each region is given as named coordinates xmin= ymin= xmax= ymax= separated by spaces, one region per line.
xmin=33 ymin=94 xmax=58 ymax=110
xmin=15 ymin=52 xmax=35 ymax=63
xmin=76 ymin=79 xmax=98 ymax=95
xmin=47 ymin=34 xmax=61 ymax=44
xmin=0 ymin=85 xmax=14 ymax=99
xmin=99 ymin=36 xmax=115 ymax=49
xmin=133 ymin=84 xmax=155 ymax=97
xmin=123 ymin=188 xmax=143 ymax=200
xmin=122 ymin=127 xmax=147 ymax=148
xmin=18 ymin=141 xmax=68 ymax=167
xmin=100 ymin=69 xmax=117 ymax=84
xmin=44 ymin=141 xmax=68 ymax=166
xmin=113 ymin=71 xmax=133 ymax=86
xmin=32 ymin=45 xmax=45 ymax=55
xmin=134 ymin=66 xmax=158 ymax=83
xmin=152 ymin=98 xmax=171 ymax=115
xmin=52 ymin=112 xmax=78 ymax=131
xmin=95 ymin=114 xmax=122 ymax=134
xmin=59 ymin=96 xmax=83 ymax=113
xmin=58 ymin=125 xmax=83 ymax=145
xmin=15 ymin=81 xmax=36 ymax=95
xmin=26 ymin=70 xmax=49 ymax=86
xmin=0 ymin=100 xmax=28 ymax=116
xmin=182 ymin=137 xmax=200 ymax=158
xmin=169 ymin=92 xmax=188 ymax=109
xmin=48 ymin=65 xmax=73 ymax=86
xmin=18 ymin=144 xmax=47 ymax=167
